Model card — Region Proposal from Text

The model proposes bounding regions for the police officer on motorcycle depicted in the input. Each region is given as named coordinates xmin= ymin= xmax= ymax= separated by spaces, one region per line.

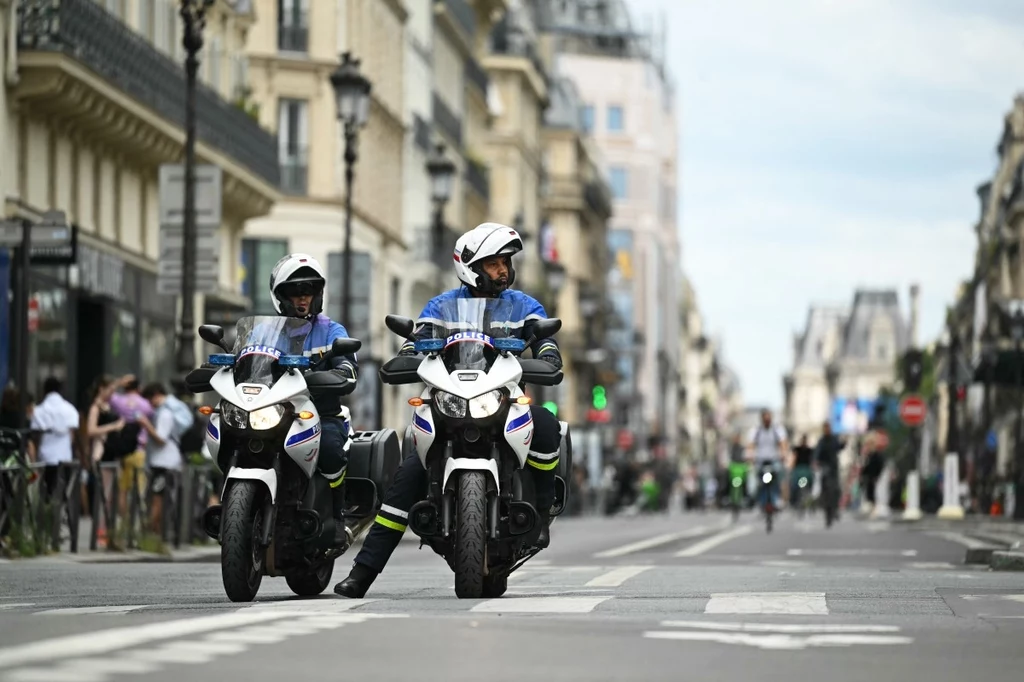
xmin=333 ymin=222 xmax=564 ymax=599
xmin=268 ymin=253 xmax=359 ymax=548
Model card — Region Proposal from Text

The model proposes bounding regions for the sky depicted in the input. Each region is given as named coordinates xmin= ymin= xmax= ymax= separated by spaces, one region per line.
xmin=622 ymin=0 xmax=1024 ymax=409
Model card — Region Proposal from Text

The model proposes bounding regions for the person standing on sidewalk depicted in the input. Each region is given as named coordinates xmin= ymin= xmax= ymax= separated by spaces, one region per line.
xmin=137 ymin=383 xmax=186 ymax=536
xmin=108 ymin=376 xmax=153 ymax=516
xmin=29 ymin=377 xmax=81 ymax=500
xmin=81 ymin=375 xmax=126 ymax=547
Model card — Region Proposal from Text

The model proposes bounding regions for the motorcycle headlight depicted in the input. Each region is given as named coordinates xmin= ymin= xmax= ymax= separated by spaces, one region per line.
xmin=762 ymin=472 xmax=773 ymax=484
xmin=798 ymin=477 xmax=808 ymax=488
xmin=434 ymin=391 xmax=467 ymax=418
xmin=249 ymin=405 xmax=285 ymax=431
xmin=469 ymin=390 xmax=503 ymax=419
xmin=221 ymin=402 xmax=248 ymax=430
xmin=732 ymin=477 xmax=743 ymax=487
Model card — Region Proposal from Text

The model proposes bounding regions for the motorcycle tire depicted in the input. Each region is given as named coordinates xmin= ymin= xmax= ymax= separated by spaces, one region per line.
xmin=454 ymin=471 xmax=488 ymax=599
xmin=220 ymin=481 xmax=264 ymax=602
xmin=482 ymin=573 xmax=508 ymax=598
xmin=286 ymin=562 xmax=335 ymax=597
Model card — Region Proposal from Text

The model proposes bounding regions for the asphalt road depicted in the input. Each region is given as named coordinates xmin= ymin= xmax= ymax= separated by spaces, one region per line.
xmin=1 ymin=509 xmax=1023 ymax=681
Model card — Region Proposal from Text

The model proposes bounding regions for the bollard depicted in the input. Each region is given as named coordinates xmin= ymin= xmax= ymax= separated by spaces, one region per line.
xmin=902 ymin=470 xmax=923 ymax=521
xmin=937 ymin=453 xmax=965 ymax=520
xmin=870 ymin=464 xmax=891 ymax=519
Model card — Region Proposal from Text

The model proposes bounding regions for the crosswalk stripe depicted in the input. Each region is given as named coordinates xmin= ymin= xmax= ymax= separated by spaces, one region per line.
xmin=35 ymin=606 xmax=148 ymax=616
xmin=660 ymin=621 xmax=901 ymax=633
xmin=705 ymin=592 xmax=828 ymax=615
xmin=675 ymin=525 xmax=753 ymax=557
xmin=585 ymin=566 xmax=652 ymax=587
xmin=593 ymin=524 xmax=726 ymax=558
xmin=470 ymin=596 xmax=612 ymax=614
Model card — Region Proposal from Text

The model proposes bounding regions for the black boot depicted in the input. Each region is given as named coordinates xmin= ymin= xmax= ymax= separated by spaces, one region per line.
xmin=334 ymin=562 xmax=378 ymax=599
xmin=536 ymin=508 xmax=551 ymax=549
xmin=331 ymin=484 xmax=351 ymax=548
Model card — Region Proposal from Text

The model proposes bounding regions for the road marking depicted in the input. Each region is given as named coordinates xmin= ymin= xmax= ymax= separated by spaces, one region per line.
xmin=644 ymin=630 xmax=913 ymax=650
xmin=661 ymin=621 xmax=901 ymax=633
xmin=585 ymin=566 xmax=652 ymax=587
xmin=906 ymin=562 xmax=955 ymax=570
xmin=761 ymin=560 xmax=810 ymax=568
xmin=245 ymin=599 xmax=377 ymax=612
xmin=961 ymin=594 xmax=1024 ymax=603
xmin=705 ymin=592 xmax=828 ymax=615
xmin=786 ymin=549 xmax=917 ymax=557
xmin=35 ymin=606 xmax=148 ymax=616
xmin=925 ymin=531 xmax=994 ymax=549
xmin=0 ymin=609 xmax=309 ymax=669
xmin=594 ymin=523 xmax=727 ymax=558
xmin=5 ymin=657 xmax=161 ymax=682
xmin=675 ymin=525 xmax=753 ymax=557
xmin=470 ymin=596 xmax=612 ymax=614
xmin=0 ymin=605 xmax=34 ymax=611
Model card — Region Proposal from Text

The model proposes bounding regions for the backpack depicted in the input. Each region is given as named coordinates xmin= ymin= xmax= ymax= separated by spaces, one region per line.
xmin=178 ymin=416 xmax=207 ymax=454
xmin=104 ymin=422 xmax=142 ymax=459
xmin=163 ymin=396 xmax=195 ymax=443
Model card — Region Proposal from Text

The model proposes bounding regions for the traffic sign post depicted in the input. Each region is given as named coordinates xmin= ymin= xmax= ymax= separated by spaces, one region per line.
xmin=898 ymin=394 xmax=927 ymax=427
xmin=157 ymin=164 xmax=223 ymax=296
xmin=0 ymin=212 xmax=72 ymax=432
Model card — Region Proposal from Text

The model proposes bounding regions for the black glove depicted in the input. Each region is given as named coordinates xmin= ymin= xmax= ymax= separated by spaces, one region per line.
xmin=335 ymin=360 xmax=357 ymax=381
xmin=539 ymin=352 xmax=563 ymax=371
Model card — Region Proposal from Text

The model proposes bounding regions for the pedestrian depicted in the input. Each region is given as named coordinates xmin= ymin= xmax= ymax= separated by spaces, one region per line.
xmin=80 ymin=375 xmax=126 ymax=547
xmin=29 ymin=377 xmax=81 ymax=501
xmin=138 ymin=383 xmax=187 ymax=536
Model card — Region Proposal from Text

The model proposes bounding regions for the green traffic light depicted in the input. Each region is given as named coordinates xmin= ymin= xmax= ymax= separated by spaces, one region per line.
xmin=592 ymin=385 xmax=607 ymax=410
xmin=542 ymin=400 xmax=558 ymax=416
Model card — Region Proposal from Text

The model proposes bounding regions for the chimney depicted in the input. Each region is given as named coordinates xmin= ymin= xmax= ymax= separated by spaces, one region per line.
xmin=909 ymin=283 xmax=920 ymax=348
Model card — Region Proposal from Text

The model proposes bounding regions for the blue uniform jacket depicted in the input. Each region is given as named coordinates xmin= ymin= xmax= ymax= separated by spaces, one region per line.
xmin=401 ymin=286 xmax=561 ymax=364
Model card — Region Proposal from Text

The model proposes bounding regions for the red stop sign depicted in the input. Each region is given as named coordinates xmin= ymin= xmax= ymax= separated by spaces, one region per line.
xmin=898 ymin=395 xmax=927 ymax=427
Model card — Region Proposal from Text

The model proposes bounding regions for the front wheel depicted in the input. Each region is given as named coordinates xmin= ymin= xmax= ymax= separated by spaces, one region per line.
xmin=220 ymin=481 xmax=265 ymax=602
xmin=453 ymin=472 xmax=488 ymax=599
xmin=482 ymin=573 xmax=508 ymax=598
xmin=286 ymin=562 xmax=334 ymax=597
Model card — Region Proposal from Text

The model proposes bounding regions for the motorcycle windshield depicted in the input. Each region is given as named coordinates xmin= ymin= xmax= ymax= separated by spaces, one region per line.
xmin=430 ymin=298 xmax=517 ymax=372
xmin=231 ymin=315 xmax=312 ymax=387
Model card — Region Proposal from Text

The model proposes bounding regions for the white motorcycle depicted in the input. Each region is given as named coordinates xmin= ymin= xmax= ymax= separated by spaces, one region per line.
xmin=185 ymin=316 xmax=400 ymax=602
xmin=379 ymin=298 xmax=573 ymax=598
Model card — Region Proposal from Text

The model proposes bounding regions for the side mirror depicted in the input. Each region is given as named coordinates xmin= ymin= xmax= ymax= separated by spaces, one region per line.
xmin=526 ymin=318 xmax=562 ymax=346
xmin=385 ymin=314 xmax=416 ymax=341
xmin=198 ymin=324 xmax=230 ymax=352
xmin=331 ymin=337 xmax=362 ymax=358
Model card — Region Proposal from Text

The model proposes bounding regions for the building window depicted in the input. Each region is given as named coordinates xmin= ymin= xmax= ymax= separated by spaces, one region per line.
xmin=580 ymin=105 xmax=594 ymax=133
xmin=607 ymin=105 xmax=624 ymax=132
xmin=609 ymin=166 xmax=628 ymax=200
xmin=241 ymin=239 xmax=290 ymax=314
xmin=279 ymin=0 xmax=309 ymax=53
xmin=278 ymin=98 xmax=309 ymax=194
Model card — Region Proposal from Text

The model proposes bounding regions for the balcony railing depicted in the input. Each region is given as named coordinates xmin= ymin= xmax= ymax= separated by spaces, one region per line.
xmin=413 ymin=113 xmax=431 ymax=153
xmin=584 ymin=180 xmax=612 ymax=217
xmin=17 ymin=0 xmax=279 ymax=187
xmin=432 ymin=92 xmax=463 ymax=147
xmin=465 ymin=158 xmax=490 ymax=201
xmin=278 ymin=24 xmax=309 ymax=53
xmin=490 ymin=16 xmax=549 ymax=87
xmin=435 ymin=0 xmax=476 ymax=39
xmin=464 ymin=56 xmax=489 ymax=96
xmin=279 ymin=149 xmax=308 ymax=195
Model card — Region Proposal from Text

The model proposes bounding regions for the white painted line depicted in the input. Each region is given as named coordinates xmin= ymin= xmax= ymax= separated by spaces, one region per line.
xmin=661 ymin=620 xmax=902 ymax=633
xmin=761 ymin=560 xmax=810 ymax=568
xmin=6 ymin=656 xmax=161 ymax=682
xmin=246 ymin=599 xmax=377 ymax=613
xmin=585 ymin=566 xmax=652 ymax=587
xmin=35 ymin=605 xmax=148 ymax=616
xmin=675 ymin=525 xmax=753 ymax=557
xmin=906 ymin=562 xmax=955 ymax=570
xmin=925 ymin=531 xmax=994 ymax=549
xmin=470 ymin=596 xmax=612 ymax=614
xmin=0 ymin=604 xmax=34 ymax=611
xmin=786 ymin=549 xmax=917 ymax=557
xmin=705 ymin=592 xmax=828 ymax=615
xmin=594 ymin=523 xmax=726 ymax=558
xmin=644 ymin=630 xmax=913 ymax=650
xmin=121 ymin=639 xmax=248 ymax=665
xmin=0 ymin=609 xmax=305 ymax=669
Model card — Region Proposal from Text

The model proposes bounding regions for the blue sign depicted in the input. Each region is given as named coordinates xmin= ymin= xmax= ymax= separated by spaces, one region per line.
xmin=0 ymin=249 xmax=8 ymax=390
xmin=829 ymin=397 xmax=878 ymax=435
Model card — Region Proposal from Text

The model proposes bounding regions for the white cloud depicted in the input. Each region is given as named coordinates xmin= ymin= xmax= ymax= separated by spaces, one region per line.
xmin=621 ymin=0 xmax=1022 ymax=406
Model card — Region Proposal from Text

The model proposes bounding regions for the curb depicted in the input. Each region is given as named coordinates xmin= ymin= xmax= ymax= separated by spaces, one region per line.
xmin=990 ymin=550 xmax=1024 ymax=571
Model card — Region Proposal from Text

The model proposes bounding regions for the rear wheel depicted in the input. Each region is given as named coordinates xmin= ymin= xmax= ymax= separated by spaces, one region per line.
xmin=220 ymin=481 xmax=264 ymax=602
xmin=454 ymin=472 xmax=488 ymax=599
xmin=286 ymin=562 xmax=334 ymax=597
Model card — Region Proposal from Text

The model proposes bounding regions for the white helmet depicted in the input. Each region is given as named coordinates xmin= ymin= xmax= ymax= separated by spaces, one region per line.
xmin=269 ymin=253 xmax=327 ymax=319
xmin=453 ymin=222 xmax=524 ymax=297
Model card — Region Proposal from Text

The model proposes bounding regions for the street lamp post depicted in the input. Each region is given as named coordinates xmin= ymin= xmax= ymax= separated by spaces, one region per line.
xmin=426 ymin=143 xmax=456 ymax=291
xmin=1010 ymin=304 xmax=1024 ymax=519
xmin=945 ymin=325 xmax=961 ymax=466
xmin=330 ymin=52 xmax=372 ymax=325
xmin=176 ymin=0 xmax=215 ymax=376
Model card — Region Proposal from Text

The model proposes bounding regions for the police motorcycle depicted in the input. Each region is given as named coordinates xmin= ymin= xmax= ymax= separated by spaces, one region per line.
xmin=378 ymin=298 xmax=573 ymax=599
xmin=184 ymin=316 xmax=401 ymax=602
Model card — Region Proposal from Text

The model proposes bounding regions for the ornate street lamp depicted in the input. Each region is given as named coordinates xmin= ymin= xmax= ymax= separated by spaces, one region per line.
xmin=426 ymin=143 xmax=456 ymax=288
xmin=330 ymin=52 xmax=372 ymax=324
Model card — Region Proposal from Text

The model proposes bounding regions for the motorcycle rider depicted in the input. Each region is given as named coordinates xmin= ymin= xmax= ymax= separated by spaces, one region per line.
xmin=334 ymin=222 xmax=564 ymax=599
xmin=746 ymin=408 xmax=789 ymax=510
xmin=267 ymin=253 xmax=358 ymax=548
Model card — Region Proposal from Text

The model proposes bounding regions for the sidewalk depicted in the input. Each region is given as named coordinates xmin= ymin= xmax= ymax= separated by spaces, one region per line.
xmin=896 ymin=514 xmax=1024 ymax=570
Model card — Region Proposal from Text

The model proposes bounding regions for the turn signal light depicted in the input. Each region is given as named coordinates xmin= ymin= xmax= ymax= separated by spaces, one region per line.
xmin=298 ymin=411 xmax=314 ymax=420
xmin=408 ymin=397 xmax=424 ymax=407
xmin=198 ymin=405 xmax=214 ymax=415
xmin=516 ymin=396 xmax=532 ymax=405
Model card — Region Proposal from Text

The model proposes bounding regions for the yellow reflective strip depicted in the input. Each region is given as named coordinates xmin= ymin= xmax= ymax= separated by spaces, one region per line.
xmin=329 ymin=475 xmax=344 ymax=489
xmin=374 ymin=515 xmax=407 ymax=532
xmin=527 ymin=458 xmax=559 ymax=471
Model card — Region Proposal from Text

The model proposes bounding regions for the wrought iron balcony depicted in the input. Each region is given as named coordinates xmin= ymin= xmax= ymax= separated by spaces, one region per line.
xmin=278 ymin=24 xmax=309 ymax=53
xmin=434 ymin=0 xmax=476 ymax=39
xmin=432 ymin=92 xmax=463 ymax=147
xmin=465 ymin=158 xmax=490 ymax=201
xmin=17 ymin=0 xmax=279 ymax=188
xmin=584 ymin=180 xmax=612 ymax=217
